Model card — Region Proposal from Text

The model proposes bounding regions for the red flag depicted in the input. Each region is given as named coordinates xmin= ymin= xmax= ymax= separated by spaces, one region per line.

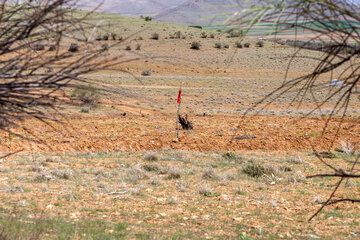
xmin=177 ymin=89 xmax=182 ymax=104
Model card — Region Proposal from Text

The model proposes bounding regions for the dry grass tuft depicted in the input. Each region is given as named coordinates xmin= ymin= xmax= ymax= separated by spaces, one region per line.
xmin=199 ymin=184 xmax=213 ymax=196
xmin=144 ymin=152 xmax=159 ymax=161
xmin=202 ymin=167 xmax=216 ymax=179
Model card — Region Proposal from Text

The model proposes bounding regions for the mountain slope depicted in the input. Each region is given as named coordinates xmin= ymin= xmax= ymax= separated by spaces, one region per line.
xmin=154 ymin=0 xmax=239 ymax=26
xmin=77 ymin=0 xmax=187 ymax=16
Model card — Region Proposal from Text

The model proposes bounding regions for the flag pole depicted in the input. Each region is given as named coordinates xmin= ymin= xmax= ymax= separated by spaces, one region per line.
xmin=176 ymin=87 xmax=182 ymax=141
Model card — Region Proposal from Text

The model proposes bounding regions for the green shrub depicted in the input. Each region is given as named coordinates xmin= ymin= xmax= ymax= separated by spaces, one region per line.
xmin=235 ymin=41 xmax=243 ymax=48
xmin=214 ymin=42 xmax=222 ymax=49
xmin=144 ymin=16 xmax=152 ymax=21
xmin=150 ymin=33 xmax=159 ymax=40
xmin=102 ymin=34 xmax=109 ymax=41
xmin=256 ymin=41 xmax=264 ymax=47
xmin=200 ymin=32 xmax=207 ymax=38
xmin=190 ymin=41 xmax=201 ymax=50
xmin=68 ymin=43 xmax=78 ymax=52
xmin=101 ymin=43 xmax=108 ymax=51
xmin=71 ymin=85 xmax=98 ymax=106
xmin=227 ymin=29 xmax=243 ymax=38
xmin=242 ymin=162 xmax=268 ymax=178
xmin=141 ymin=70 xmax=151 ymax=76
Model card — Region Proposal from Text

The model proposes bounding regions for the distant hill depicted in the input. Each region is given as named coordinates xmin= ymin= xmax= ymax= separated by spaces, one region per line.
xmin=154 ymin=0 xmax=246 ymax=26
xmin=77 ymin=0 xmax=244 ymax=26
xmin=153 ymin=0 xmax=239 ymax=26
xmin=76 ymin=0 xmax=187 ymax=16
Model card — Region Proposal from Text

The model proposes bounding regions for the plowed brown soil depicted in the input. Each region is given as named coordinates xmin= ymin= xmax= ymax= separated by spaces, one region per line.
xmin=2 ymin=111 xmax=359 ymax=153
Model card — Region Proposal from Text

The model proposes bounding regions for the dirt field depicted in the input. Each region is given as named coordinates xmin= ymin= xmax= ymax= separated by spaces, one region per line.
xmin=0 ymin=12 xmax=359 ymax=240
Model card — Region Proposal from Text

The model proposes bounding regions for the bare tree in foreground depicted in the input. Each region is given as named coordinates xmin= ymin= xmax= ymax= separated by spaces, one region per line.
xmin=229 ymin=0 xmax=360 ymax=220
xmin=0 ymin=0 xmax=128 ymax=137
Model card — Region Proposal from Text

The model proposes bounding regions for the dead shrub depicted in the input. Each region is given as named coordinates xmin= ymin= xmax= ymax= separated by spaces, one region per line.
xmin=176 ymin=181 xmax=188 ymax=192
xmin=286 ymin=171 xmax=306 ymax=183
xmin=126 ymin=164 xmax=148 ymax=184
xmin=202 ymin=167 xmax=216 ymax=179
xmin=144 ymin=152 xmax=159 ymax=161
xmin=51 ymin=168 xmax=73 ymax=180
xmin=167 ymin=166 xmax=182 ymax=179
xmin=199 ymin=184 xmax=213 ymax=196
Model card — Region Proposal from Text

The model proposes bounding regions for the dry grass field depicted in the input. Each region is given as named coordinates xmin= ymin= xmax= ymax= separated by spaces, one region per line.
xmin=0 ymin=11 xmax=359 ymax=239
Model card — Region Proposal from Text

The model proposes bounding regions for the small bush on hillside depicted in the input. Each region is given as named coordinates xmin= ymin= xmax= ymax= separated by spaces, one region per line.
xmin=202 ymin=167 xmax=216 ymax=179
xmin=190 ymin=41 xmax=201 ymax=50
xmin=136 ymin=44 xmax=141 ymax=50
xmin=111 ymin=33 xmax=117 ymax=40
xmin=200 ymin=32 xmax=207 ymax=38
xmin=102 ymin=34 xmax=109 ymax=41
xmin=150 ymin=33 xmax=159 ymax=40
xmin=216 ymin=29 xmax=222 ymax=33
xmin=125 ymin=45 xmax=131 ymax=51
xmin=242 ymin=162 xmax=267 ymax=178
xmin=167 ymin=166 xmax=182 ymax=179
xmin=214 ymin=42 xmax=222 ymax=49
xmin=141 ymin=70 xmax=151 ymax=76
xmin=244 ymin=42 xmax=250 ymax=48
xmin=95 ymin=34 xmax=102 ymax=41
xmin=175 ymin=31 xmax=181 ymax=39
xmin=224 ymin=44 xmax=229 ymax=49
xmin=33 ymin=43 xmax=45 ymax=51
xmin=256 ymin=41 xmax=264 ymax=47
xmin=222 ymin=151 xmax=236 ymax=160
xmin=144 ymin=152 xmax=158 ymax=161
xmin=199 ymin=184 xmax=213 ymax=196
xmin=68 ymin=43 xmax=78 ymax=52
xmin=209 ymin=33 xmax=215 ymax=38
xmin=71 ymin=85 xmax=98 ymax=106
xmin=227 ymin=29 xmax=243 ymax=38
xmin=144 ymin=16 xmax=152 ymax=21
xmin=118 ymin=36 xmax=123 ymax=41
xmin=235 ymin=41 xmax=243 ymax=48
xmin=138 ymin=36 xmax=143 ymax=40
xmin=48 ymin=45 xmax=57 ymax=51
xmin=101 ymin=43 xmax=108 ymax=51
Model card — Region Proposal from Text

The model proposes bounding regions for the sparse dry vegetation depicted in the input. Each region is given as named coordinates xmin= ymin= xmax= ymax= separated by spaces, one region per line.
xmin=0 ymin=0 xmax=359 ymax=239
